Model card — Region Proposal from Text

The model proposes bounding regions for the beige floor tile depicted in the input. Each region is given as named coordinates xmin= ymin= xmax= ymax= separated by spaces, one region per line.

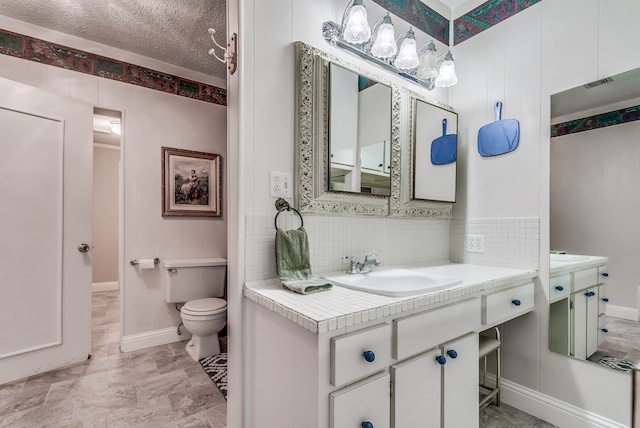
xmin=204 ymin=403 xmax=227 ymax=428
xmin=175 ymin=411 xmax=213 ymax=428
xmin=135 ymin=369 xmax=193 ymax=403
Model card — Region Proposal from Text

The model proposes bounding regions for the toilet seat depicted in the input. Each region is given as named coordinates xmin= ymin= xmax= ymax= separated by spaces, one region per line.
xmin=181 ymin=298 xmax=227 ymax=316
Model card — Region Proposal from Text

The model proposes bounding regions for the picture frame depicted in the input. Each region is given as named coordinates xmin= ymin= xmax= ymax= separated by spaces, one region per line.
xmin=162 ymin=147 xmax=221 ymax=217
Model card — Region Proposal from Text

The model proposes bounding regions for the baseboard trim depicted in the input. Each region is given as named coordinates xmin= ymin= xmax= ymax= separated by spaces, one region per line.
xmin=606 ymin=304 xmax=637 ymax=321
xmin=121 ymin=327 xmax=190 ymax=353
xmin=501 ymin=378 xmax=628 ymax=428
xmin=92 ymin=281 xmax=119 ymax=293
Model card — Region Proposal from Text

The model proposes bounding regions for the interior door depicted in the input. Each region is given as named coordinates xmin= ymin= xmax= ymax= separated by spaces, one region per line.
xmin=0 ymin=76 xmax=93 ymax=384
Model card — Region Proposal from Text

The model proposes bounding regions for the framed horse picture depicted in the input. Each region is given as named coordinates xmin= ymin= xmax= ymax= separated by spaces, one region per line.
xmin=161 ymin=147 xmax=221 ymax=217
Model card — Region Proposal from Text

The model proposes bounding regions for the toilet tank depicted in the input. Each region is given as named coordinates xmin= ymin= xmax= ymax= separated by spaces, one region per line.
xmin=162 ymin=258 xmax=227 ymax=303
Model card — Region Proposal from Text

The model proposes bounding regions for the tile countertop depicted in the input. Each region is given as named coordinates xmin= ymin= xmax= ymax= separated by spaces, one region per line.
xmin=244 ymin=263 xmax=538 ymax=334
xmin=549 ymin=255 xmax=609 ymax=276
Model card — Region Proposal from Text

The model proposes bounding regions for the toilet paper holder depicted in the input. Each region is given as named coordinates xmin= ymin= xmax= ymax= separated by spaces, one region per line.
xmin=129 ymin=258 xmax=160 ymax=266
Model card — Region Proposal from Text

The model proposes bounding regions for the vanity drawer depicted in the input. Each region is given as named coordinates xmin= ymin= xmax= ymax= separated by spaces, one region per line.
xmin=482 ymin=283 xmax=534 ymax=325
xmin=330 ymin=372 xmax=390 ymax=428
xmin=331 ymin=323 xmax=391 ymax=387
xmin=549 ymin=274 xmax=571 ymax=303
xmin=394 ymin=298 xmax=480 ymax=361
xmin=573 ymin=267 xmax=599 ymax=292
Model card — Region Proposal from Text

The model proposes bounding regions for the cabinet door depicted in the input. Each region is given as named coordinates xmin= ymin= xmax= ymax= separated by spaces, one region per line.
xmin=330 ymin=372 xmax=390 ymax=428
xmin=361 ymin=141 xmax=386 ymax=172
xmin=441 ymin=334 xmax=479 ymax=428
xmin=390 ymin=349 xmax=441 ymax=428
xmin=572 ymin=291 xmax=587 ymax=359
xmin=586 ymin=286 xmax=599 ymax=358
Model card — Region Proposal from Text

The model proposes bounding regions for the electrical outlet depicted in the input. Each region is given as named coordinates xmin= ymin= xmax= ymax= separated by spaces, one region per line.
xmin=269 ymin=171 xmax=293 ymax=198
xmin=467 ymin=235 xmax=485 ymax=253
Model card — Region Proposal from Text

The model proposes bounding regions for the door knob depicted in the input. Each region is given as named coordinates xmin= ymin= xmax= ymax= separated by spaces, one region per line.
xmin=77 ymin=243 xmax=91 ymax=253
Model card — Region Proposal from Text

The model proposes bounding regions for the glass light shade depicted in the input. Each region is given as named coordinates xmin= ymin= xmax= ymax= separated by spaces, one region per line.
xmin=370 ymin=22 xmax=397 ymax=59
xmin=393 ymin=33 xmax=419 ymax=70
xmin=342 ymin=2 xmax=371 ymax=44
xmin=435 ymin=53 xmax=458 ymax=87
xmin=416 ymin=46 xmax=438 ymax=79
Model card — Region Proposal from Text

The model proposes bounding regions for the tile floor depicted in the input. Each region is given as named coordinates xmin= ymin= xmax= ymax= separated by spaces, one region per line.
xmin=589 ymin=316 xmax=640 ymax=366
xmin=0 ymin=290 xmax=226 ymax=428
xmin=480 ymin=403 xmax=557 ymax=428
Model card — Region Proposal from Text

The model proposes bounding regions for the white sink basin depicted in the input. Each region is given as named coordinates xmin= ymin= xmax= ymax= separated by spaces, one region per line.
xmin=322 ymin=268 xmax=463 ymax=297
xmin=550 ymin=254 xmax=589 ymax=262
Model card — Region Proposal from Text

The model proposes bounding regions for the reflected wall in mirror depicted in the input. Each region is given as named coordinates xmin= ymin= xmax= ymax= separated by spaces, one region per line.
xmin=412 ymin=99 xmax=457 ymax=202
xmin=329 ymin=64 xmax=392 ymax=196
xmin=549 ymin=67 xmax=640 ymax=370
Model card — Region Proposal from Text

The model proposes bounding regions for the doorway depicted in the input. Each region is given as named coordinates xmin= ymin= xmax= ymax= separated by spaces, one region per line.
xmin=91 ymin=107 xmax=123 ymax=356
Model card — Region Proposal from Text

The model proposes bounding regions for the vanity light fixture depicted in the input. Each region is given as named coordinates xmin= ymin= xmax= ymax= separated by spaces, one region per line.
xmin=417 ymin=41 xmax=458 ymax=88
xmin=393 ymin=28 xmax=419 ymax=70
xmin=322 ymin=2 xmax=458 ymax=91
xmin=342 ymin=0 xmax=372 ymax=44
xmin=369 ymin=13 xmax=397 ymax=59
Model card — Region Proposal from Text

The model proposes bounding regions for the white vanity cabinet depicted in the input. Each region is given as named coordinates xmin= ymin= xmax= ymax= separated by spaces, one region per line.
xmin=548 ymin=258 xmax=608 ymax=360
xmin=244 ymin=266 xmax=537 ymax=428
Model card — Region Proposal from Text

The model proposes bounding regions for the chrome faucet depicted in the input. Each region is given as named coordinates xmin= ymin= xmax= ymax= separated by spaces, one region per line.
xmin=342 ymin=254 xmax=380 ymax=274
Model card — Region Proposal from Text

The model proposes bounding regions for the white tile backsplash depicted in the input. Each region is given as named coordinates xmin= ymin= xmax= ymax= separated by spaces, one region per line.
xmin=450 ymin=217 xmax=540 ymax=270
xmin=245 ymin=213 xmax=540 ymax=281
xmin=245 ymin=213 xmax=450 ymax=281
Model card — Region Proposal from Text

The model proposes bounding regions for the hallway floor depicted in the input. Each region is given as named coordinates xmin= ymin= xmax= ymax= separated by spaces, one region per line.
xmin=0 ymin=290 xmax=226 ymax=428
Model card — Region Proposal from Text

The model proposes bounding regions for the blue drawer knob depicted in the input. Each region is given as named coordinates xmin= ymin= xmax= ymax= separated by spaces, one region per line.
xmin=601 ymin=272 xmax=609 ymax=277
xmin=585 ymin=291 xmax=595 ymax=297
xmin=447 ymin=349 xmax=458 ymax=359
xmin=435 ymin=355 xmax=447 ymax=365
xmin=363 ymin=350 xmax=375 ymax=363
xmin=601 ymin=328 xmax=609 ymax=333
xmin=378 ymin=163 xmax=383 ymax=167
xmin=555 ymin=285 xmax=564 ymax=291
xmin=602 ymin=297 xmax=609 ymax=302
xmin=362 ymin=422 xmax=374 ymax=428
xmin=512 ymin=299 xmax=521 ymax=306
xmin=330 ymin=153 xmax=334 ymax=158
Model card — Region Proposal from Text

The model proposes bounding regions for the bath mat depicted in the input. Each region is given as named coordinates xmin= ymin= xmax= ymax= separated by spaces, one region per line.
xmin=597 ymin=356 xmax=635 ymax=372
xmin=200 ymin=353 xmax=227 ymax=399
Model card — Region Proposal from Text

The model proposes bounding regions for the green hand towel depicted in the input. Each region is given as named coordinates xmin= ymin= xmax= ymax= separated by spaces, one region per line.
xmin=275 ymin=227 xmax=313 ymax=281
xmin=282 ymin=278 xmax=333 ymax=295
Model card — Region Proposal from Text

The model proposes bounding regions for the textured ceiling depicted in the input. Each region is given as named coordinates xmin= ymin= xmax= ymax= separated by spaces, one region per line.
xmin=0 ymin=0 xmax=227 ymax=79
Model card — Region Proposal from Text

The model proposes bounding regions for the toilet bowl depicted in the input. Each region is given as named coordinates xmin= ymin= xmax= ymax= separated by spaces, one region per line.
xmin=162 ymin=258 xmax=228 ymax=361
xmin=180 ymin=297 xmax=227 ymax=361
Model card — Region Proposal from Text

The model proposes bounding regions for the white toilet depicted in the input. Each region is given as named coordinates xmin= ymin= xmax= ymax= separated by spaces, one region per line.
xmin=163 ymin=258 xmax=227 ymax=361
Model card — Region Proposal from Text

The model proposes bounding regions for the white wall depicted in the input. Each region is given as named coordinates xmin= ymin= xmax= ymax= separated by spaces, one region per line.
xmin=450 ymin=0 xmax=640 ymax=425
xmin=93 ymin=145 xmax=120 ymax=284
xmin=0 ymin=15 xmax=227 ymax=349
xmin=551 ymin=118 xmax=640 ymax=315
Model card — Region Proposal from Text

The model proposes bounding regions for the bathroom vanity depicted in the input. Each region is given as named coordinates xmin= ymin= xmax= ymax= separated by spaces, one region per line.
xmin=548 ymin=255 xmax=609 ymax=360
xmin=243 ymin=263 xmax=537 ymax=428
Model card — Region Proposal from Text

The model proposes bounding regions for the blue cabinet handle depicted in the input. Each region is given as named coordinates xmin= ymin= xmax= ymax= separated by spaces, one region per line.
xmin=585 ymin=291 xmax=595 ymax=297
xmin=512 ymin=299 xmax=521 ymax=306
xmin=601 ymin=272 xmax=609 ymax=277
xmin=601 ymin=328 xmax=609 ymax=333
xmin=330 ymin=153 xmax=334 ymax=158
xmin=363 ymin=350 xmax=375 ymax=363
xmin=362 ymin=422 xmax=374 ymax=428
xmin=435 ymin=355 xmax=447 ymax=365
xmin=602 ymin=298 xmax=609 ymax=302
xmin=555 ymin=285 xmax=564 ymax=291
xmin=447 ymin=349 xmax=458 ymax=359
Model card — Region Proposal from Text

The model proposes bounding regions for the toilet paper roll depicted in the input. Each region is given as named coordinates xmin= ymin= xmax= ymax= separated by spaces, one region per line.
xmin=138 ymin=259 xmax=156 ymax=269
